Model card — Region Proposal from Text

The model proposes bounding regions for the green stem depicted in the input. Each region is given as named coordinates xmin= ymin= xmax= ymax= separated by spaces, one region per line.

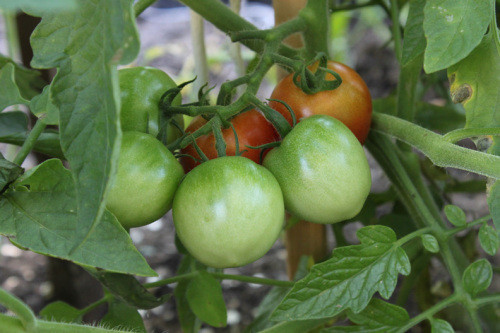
xmin=474 ymin=293 xmax=500 ymax=307
xmin=79 ymin=294 xmax=112 ymax=316
xmin=396 ymin=227 xmax=433 ymax=246
xmin=396 ymin=294 xmax=459 ymax=333
xmin=366 ymin=132 xmax=480 ymax=331
xmin=4 ymin=11 xmax=21 ymax=61
xmin=144 ymin=272 xmax=199 ymax=288
xmin=301 ymin=0 xmax=330 ymax=60
xmin=0 ymin=313 xmax=127 ymax=333
xmin=13 ymin=119 xmax=47 ymax=166
xmin=444 ymin=127 xmax=500 ymax=143
xmin=332 ymin=223 xmax=348 ymax=247
xmin=371 ymin=112 xmax=500 ymax=179
xmin=179 ymin=0 xmax=297 ymax=58
xmin=365 ymin=134 xmax=442 ymax=230
xmin=144 ymin=271 xmax=294 ymax=289
xmin=210 ymin=272 xmax=294 ymax=288
xmin=133 ymin=0 xmax=155 ymax=16
xmin=444 ymin=215 xmax=491 ymax=238
xmin=0 ymin=289 xmax=36 ymax=331
xmin=395 ymin=55 xmax=423 ymax=124
xmin=330 ymin=0 xmax=379 ymax=12
xmin=389 ymin=0 xmax=402 ymax=61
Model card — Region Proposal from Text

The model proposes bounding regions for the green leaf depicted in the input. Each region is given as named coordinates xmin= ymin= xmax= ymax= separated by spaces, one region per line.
xmin=421 ymin=234 xmax=440 ymax=253
xmin=322 ymin=298 xmax=409 ymax=332
xmin=39 ymin=301 xmax=82 ymax=323
xmin=260 ymin=319 xmax=331 ymax=333
xmin=402 ymin=0 xmax=426 ymax=66
xmin=462 ymin=259 xmax=493 ymax=296
xmin=186 ymin=271 xmax=227 ymax=328
xmin=423 ymin=0 xmax=493 ymax=73
xmin=0 ymin=54 xmax=45 ymax=101
xmin=174 ymin=255 xmax=202 ymax=333
xmin=0 ymin=159 xmax=155 ymax=276
xmin=88 ymin=270 xmax=168 ymax=309
xmin=100 ymin=298 xmax=146 ymax=333
xmin=444 ymin=205 xmax=466 ymax=227
xmin=479 ymin=224 xmax=499 ymax=256
xmin=430 ymin=318 xmax=455 ymax=333
xmin=0 ymin=111 xmax=63 ymax=159
xmin=488 ymin=181 xmax=500 ymax=232
xmin=27 ymin=0 xmax=140 ymax=250
xmin=244 ymin=287 xmax=292 ymax=333
xmin=0 ymin=153 xmax=23 ymax=192
xmin=415 ymin=102 xmax=465 ymax=133
xmin=0 ymin=0 xmax=77 ymax=11
xmin=270 ymin=226 xmax=410 ymax=321
xmin=30 ymin=85 xmax=59 ymax=125
xmin=245 ymin=257 xmax=310 ymax=333
xmin=447 ymin=32 xmax=500 ymax=129
xmin=0 ymin=63 xmax=29 ymax=111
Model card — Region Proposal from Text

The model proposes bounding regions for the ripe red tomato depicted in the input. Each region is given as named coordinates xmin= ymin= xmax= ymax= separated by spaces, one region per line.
xmin=179 ymin=109 xmax=279 ymax=172
xmin=269 ymin=61 xmax=372 ymax=143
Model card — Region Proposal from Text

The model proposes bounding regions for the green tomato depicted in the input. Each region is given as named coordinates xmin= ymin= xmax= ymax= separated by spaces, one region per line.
xmin=119 ymin=66 xmax=183 ymax=143
xmin=172 ymin=156 xmax=284 ymax=268
xmin=263 ymin=115 xmax=371 ymax=224
xmin=107 ymin=131 xmax=184 ymax=229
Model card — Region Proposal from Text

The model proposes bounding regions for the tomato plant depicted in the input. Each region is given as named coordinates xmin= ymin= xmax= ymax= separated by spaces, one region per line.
xmin=180 ymin=109 xmax=279 ymax=172
xmin=172 ymin=156 xmax=284 ymax=268
xmin=269 ymin=60 xmax=372 ymax=143
xmin=106 ymin=131 xmax=184 ymax=229
xmin=263 ymin=115 xmax=371 ymax=224
xmin=0 ymin=0 xmax=498 ymax=332
xmin=119 ymin=66 xmax=184 ymax=143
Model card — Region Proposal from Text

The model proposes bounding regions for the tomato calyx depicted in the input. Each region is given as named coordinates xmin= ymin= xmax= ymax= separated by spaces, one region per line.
xmin=292 ymin=53 xmax=343 ymax=94
xmin=246 ymin=94 xmax=292 ymax=138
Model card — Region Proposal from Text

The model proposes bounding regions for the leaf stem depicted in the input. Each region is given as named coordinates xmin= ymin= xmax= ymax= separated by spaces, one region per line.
xmin=389 ymin=0 xmax=402 ymax=61
xmin=144 ymin=272 xmax=199 ymax=288
xmin=0 ymin=312 xmax=128 ymax=333
xmin=443 ymin=127 xmax=500 ymax=143
xmin=211 ymin=272 xmax=295 ymax=288
xmin=0 ymin=288 xmax=36 ymax=331
xmin=371 ymin=112 xmax=500 ymax=179
xmin=443 ymin=215 xmax=491 ymax=238
xmin=79 ymin=294 xmax=112 ymax=315
xmin=301 ymin=0 xmax=329 ymax=59
xmin=395 ymin=294 xmax=459 ymax=333
xmin=179 ymin=0 xmax=297 ymax=58
xmin=396 ymin=227 xmax=433 ymax=246
xmin=13 ymin=118 xmax=47 ymax=166
xmin=144 ymin=271 xmax=294 ymax=289
xmin=474 ymin=293 xmax=500 ymax=307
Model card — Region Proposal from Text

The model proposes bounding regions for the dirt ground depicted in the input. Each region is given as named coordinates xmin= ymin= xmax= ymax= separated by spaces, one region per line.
xmin=0 ymin=2 xmax=497 ymax=333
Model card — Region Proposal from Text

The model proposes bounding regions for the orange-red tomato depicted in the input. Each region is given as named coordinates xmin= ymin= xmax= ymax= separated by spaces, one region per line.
xmin=180 ymin=109 xmax=279 ymax=172
xmin=269 ymin=61 xmax=372 ymax=144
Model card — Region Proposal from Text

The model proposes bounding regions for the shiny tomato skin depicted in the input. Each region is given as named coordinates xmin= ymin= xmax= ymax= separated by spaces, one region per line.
xmin=173 ymin=156 xmax=284 ymax=268
xmin=269 ymin=61 xmax=372 ymax=143
xmin=119 ymin=67 xmax=184 ymax=144
xmin=263 ymin=115 xmax=371 ymax=224
xmin=179 ymin=109 xmax=279 ymax=173
xmin=106 ymin=132 xmax=184 ymax=229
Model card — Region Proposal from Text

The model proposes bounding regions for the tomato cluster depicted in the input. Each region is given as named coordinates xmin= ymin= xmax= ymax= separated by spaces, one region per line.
xmin=108 ymin=62 xmax=372 ymax=268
